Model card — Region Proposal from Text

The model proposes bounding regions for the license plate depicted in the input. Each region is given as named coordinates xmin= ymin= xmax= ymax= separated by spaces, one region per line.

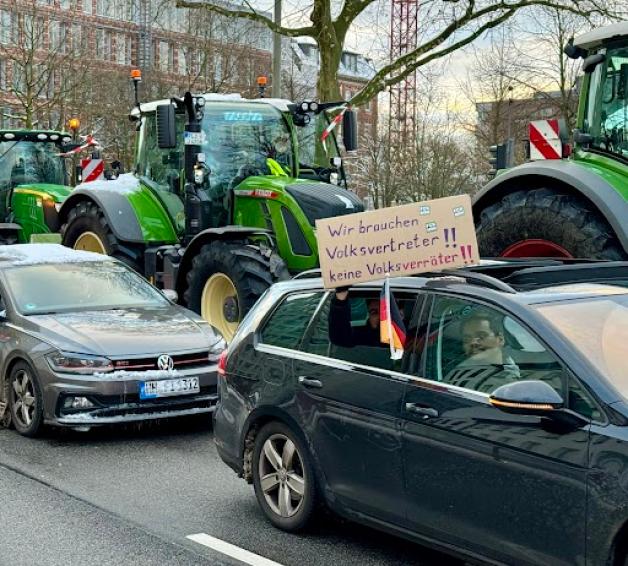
xmin=184 ymin=131 xmax=205 ymax=145
xmin=139 ymin=377 xmax=200 ymax=399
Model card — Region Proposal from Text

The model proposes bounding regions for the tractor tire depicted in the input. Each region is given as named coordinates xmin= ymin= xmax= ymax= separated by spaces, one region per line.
xmin=61 ymin=201 xmax=142 ymax=271
xmin=476 ymin=188 xmax=627 ymax=260
xmin=184 ymin=241 xmax=274 ymax=341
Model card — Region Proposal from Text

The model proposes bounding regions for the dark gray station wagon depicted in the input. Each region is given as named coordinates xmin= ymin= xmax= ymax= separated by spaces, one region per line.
xmin=215 ymin=261 xmax=628 ymax=566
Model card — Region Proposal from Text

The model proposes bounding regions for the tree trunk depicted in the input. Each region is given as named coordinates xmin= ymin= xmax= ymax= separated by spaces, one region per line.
xmin=317 ymin=42 xmax=342 ymax=102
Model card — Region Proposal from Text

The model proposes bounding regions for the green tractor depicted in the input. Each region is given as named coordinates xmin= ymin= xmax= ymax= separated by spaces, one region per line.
xmin=473 ymin=22 xmax=628 ymax=260
xmin=0 ymin=129 xmax=81 ymax=244
xmin=54 ymin=83 xmax=362 ymax=340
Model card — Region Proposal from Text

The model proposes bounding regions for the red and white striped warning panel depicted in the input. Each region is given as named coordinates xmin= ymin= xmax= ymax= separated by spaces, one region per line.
xmin=80 ymin=157 xmax=104 ymax=182
xmin=529 ymin=119 xmax=562 ymax=160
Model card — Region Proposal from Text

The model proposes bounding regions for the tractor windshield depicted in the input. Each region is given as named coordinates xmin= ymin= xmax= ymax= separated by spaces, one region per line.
xmin=200 ymin=102 xmax=293 ymax=193
xmin=0 ymin=140 xmax=66 ymax=190
xmin=584 ymin=45 xmax=628 ymax=158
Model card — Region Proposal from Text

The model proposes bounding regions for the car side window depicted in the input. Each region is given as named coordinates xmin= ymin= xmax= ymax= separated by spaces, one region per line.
xmin=425 ymin=296 xmax=566 ymax=397
xmin=259 ymin=291 xmax=324 ymax=350
xmin=301 ymin=290 xmax=423 ymax=373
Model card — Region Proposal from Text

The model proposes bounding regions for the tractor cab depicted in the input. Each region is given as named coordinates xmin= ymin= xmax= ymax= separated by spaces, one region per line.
xmin=569 ymin=22 xmax=628 ymax=159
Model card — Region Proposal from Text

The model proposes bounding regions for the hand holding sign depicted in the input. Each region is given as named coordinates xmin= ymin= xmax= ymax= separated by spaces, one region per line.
xmin=315 ymin=194 xmax=479 ymax=288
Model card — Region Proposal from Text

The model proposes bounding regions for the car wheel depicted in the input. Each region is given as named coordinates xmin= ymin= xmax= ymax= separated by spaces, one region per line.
xmin=8 ymin=361 xmax=44 ymax=437
xmin=252 ymin=421 xmax=317 ymax=531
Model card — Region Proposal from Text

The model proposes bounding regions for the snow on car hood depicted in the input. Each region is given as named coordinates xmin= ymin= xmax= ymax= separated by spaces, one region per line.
xmin=29 ymin=305 xmax=215 ymax=357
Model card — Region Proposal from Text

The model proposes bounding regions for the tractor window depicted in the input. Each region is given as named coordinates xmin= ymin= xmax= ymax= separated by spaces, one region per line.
xmin=200 ymin=102 xmax=293 ymax=197
xmin=296 ymin=112 xmax=340 ymax=170
xmin=0 ymin=140 xmax=66 ymax=217
xmin=586 ymin=46 xmax=628 ymax=157
xmin=137 ymin=113 xmax=184 ymax=191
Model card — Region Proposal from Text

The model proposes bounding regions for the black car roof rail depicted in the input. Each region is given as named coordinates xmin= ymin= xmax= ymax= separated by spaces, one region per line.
xmin=500 ymin=261 xmax=628 ymax=290
xmin=291 ymin=267 xmax=517 ymax=293
xmin=292 ymin=268 xmax=323 ymax=280
xmin=417 ymin=271 xmax=518 ymax=293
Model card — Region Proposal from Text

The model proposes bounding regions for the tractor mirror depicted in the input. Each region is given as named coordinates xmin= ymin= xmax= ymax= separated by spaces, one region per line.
xmin=582 ymin=53 xmax=605 ymax=74
xmin=156 ymin=104 xmax=176 ymax=149
xmin=342 ymin=109 xmax=358 ymax=151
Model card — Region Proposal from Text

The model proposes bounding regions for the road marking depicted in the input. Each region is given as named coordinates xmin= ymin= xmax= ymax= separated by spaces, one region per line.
xmin=187 ymin=533 xmax=285 ymax=566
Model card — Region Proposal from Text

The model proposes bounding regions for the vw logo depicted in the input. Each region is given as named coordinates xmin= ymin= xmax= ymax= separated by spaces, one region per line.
xmin=157 ymin=354 xmax=174 ymax=371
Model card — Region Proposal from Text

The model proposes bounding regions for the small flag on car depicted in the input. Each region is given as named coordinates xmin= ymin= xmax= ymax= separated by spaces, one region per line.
xmin=379 ymin=276 xmax=406 ymax=360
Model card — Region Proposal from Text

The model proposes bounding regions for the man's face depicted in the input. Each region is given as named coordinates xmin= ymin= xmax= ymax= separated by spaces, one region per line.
xmin=367 ymin=299 xmax=379 ymax=329
xmin=462 ymin=318 xmax=504 ymax=357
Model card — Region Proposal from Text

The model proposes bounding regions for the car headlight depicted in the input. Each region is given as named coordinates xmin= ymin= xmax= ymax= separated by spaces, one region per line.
xmin=208 ymin=327 xmax=227 ymax=362
xmin=46 ymin=351 xmax=113 ymax=374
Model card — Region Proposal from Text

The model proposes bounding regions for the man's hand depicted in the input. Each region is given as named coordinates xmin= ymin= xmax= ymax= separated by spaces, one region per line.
xmin=335 ymin=286 xmax=350 ymax=301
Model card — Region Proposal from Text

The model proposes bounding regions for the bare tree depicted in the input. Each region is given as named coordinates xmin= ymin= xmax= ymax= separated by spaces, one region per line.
xmin=0 ymin=0 xmax=91 ymax=129
xmin=175 ymin=0 xmax=621 ymax=106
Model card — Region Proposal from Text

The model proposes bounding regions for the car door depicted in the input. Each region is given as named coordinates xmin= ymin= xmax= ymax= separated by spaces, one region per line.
xmin=292 ymin=288 xmax=425 ymax=526
xmin=401 ymin=294 xmax=590 ymax=566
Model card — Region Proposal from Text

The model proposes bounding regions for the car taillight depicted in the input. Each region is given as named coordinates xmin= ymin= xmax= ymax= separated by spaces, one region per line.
xmin=217 ymin=350 xmax=227 ymax=377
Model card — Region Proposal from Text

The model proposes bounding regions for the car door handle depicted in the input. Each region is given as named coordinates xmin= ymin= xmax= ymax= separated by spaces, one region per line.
xmin=298 ymin=376 xmax=323 ymax=389
xmin=405 ymin=403 xmax=439 ymax=418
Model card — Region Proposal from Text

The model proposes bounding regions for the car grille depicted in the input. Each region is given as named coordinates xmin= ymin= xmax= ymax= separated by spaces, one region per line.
xmin=111 ymin=350 xmax=210 ymax=371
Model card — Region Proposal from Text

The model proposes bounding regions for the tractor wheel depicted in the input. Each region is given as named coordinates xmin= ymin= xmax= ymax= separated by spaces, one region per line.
xmin=184 ymin=241 xmax=274 ymax=341
xmin=476 ymin=188 xmax=627 ymax=260
xmin=61 ymin=201 xmax=142 ymax=271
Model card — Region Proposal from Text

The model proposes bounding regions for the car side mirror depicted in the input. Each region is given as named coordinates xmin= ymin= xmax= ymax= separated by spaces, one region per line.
xmin=162 ymin=288 xmax=178 ymax=303
xmin=489 ymin=380 xmax=564 ymax=416
xmin=342 ymin=109 xmax=358 ymax=151
xmin=156 ymin=104 xmax=177 ymax=149
xmin=582 ymin=53 xmax=605 ymax=74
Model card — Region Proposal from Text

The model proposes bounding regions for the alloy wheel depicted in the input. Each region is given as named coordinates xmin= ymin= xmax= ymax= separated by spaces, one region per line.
xmin=258 ymin=433 xmax=306 ymax=518
xmin=11 ymin=369 xmax=36 ymax=428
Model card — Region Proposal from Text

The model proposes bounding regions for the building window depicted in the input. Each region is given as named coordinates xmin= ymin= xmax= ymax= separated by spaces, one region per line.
xmin=0 ymin=59 xmax=7 ymax=91
xmin=83 ymin=0 xmax=92 ymax=14
xmin=0 ymin=11 xmax=13 ymax=44
xmin=59 ymin=0 xmax=71 ymax=9
xmin=342 ymin=53 xmax=358 ymax=72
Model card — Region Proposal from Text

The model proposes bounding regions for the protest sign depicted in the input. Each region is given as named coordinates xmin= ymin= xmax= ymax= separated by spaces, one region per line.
xmin=316 ymin=194 xmax=479 ymax=289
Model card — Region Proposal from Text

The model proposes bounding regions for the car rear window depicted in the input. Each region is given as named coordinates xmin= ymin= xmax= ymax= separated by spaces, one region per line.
xmin=260 ymin=291 xmax=324 ymax=349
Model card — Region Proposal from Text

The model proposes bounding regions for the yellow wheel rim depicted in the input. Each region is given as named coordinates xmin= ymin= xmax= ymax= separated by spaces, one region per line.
xmin=201 ymin=273 xmax=239 ymax=342
xmin=74 ymin=232 xmax=107 ymax=254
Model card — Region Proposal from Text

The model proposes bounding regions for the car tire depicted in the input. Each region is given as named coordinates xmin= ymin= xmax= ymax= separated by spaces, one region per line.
xmin=61 ymin=201 xmax=142 ymax=271
xmin=184 ymin=241 xmax=274 ymax=341
xmin=476 ymin=188 xmax=627 ymax=259
xmin=252 ymin=421 xmax=317 ymax=532
xmin=8 ymin=361 xmax=44 ymax=437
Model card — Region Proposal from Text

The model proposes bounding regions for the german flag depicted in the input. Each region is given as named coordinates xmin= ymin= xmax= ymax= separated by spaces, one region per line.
xmin=380 ymin=278 xmax=406 ymax=359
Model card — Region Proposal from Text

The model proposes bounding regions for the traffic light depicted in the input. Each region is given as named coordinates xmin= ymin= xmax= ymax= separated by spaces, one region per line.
xmin=488 ymin=143 xmax=507 ymax=177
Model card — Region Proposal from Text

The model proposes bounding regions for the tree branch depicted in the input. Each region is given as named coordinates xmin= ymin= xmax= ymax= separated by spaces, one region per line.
xmin=175 ymin=0 xmax=315 ymax=37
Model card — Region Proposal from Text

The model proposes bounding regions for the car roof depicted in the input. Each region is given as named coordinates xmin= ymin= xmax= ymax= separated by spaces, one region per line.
xmin=574 ymin=22 xmax=628 ymax=50
xmin=0 ymin=244 xmax=113 ymax=267
xmin=280 ymin=259 xmax=628 ymax=307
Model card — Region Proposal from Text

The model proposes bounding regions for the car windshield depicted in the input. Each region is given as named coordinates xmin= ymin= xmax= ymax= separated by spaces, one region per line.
xmin=4 ymin=261 xmax=169 ymax=315
xmin=535 ymin=294 xmax=628 ymax=397
xmin=296 ymin=112 xmax=340 ymax=169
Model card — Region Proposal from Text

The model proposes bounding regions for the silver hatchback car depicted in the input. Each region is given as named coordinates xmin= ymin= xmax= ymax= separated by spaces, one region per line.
xmin=0 ymin=244 xmax=225 ymax=436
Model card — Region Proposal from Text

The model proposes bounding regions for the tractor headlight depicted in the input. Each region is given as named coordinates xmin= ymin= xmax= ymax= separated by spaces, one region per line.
xmin=46 ymin=351 xmax=113 ymax=374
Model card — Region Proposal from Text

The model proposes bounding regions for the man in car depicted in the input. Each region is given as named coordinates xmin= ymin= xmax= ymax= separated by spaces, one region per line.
xmin=444 ymin=311 xmax=520 ymax=393
xmin=328 ymin=288 xmax=382 ymax=348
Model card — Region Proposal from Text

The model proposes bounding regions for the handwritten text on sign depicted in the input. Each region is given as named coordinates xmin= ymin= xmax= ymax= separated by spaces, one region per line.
xmin=315 ymin=194 xmax=479 ymax=288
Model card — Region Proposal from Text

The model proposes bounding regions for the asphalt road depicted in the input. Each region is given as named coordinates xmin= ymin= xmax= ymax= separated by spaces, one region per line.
xmin=0 ymin=417 xmax=455 ymax=566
